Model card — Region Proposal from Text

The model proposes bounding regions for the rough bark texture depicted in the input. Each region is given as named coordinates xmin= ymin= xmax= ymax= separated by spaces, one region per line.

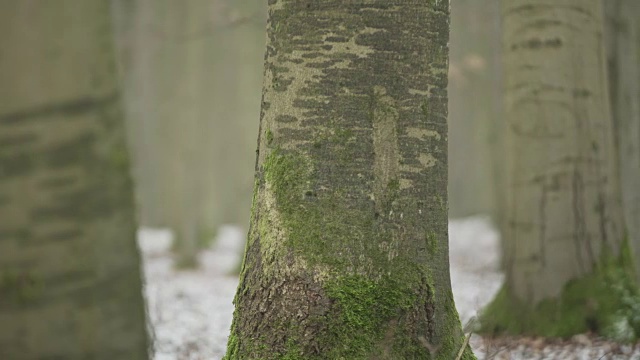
xmin=605 ymin=0 xmax=640 ymax=278
xmin=482 ymin=0 xmax=635 ymax=338
xmin=225 ymin=1 xmax=473 ymax=359
xmin=0 ymin=2 xmax=149 ymax=359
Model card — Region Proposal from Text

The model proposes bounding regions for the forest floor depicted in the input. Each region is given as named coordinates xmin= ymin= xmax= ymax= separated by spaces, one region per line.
xmin=139 ymin=216 xmax=640 ymax=360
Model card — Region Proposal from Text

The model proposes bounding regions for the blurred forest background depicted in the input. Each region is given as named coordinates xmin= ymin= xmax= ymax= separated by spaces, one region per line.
xmin=111 ymin=0 xmax=506 ymax=267
xmin=110 ymin=0 xmax=268 ymax=267
xmin=2 ymin=0 xmax=639 ymax=359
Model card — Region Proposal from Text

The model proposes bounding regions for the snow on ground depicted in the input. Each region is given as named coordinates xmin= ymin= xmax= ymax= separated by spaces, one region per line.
xmin=139 ymin=217 xmax=640 ymax=360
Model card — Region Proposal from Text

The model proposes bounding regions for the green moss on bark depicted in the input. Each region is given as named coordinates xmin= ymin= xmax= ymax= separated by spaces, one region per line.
xmin=479 ymin=240 xmax=640 ymax=341
xmin=248 ymin=148 xmax=469 ymax=359
xmin=320 ymin=275 xmax=414 ymax=359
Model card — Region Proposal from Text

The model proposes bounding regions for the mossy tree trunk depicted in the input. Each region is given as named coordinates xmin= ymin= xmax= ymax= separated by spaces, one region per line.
xmin=0 ymin=2 xmax=149 ymax=358
xmin=482 ymin=0 xmax=633 ymax=338
xmin=605 ymin=0 xmax=640 ymax=278
xmin=225 ymin=1 xmax=473 ymax=359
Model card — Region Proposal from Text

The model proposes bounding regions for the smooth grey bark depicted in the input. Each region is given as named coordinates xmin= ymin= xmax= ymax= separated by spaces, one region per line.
xmin=214 ymin=0 xmax=267 ymax=230
xmin=605 ymin=0 xmax=640 ymax=277
xmin=115 ymin=1 xmax=266 ymax=264
xmin=481 ymin=0 xmax=633 ymax=338
xmin=448 ymin=0 xmax=503 ymax=220
xmin=225 ymin=1 xmax=473 ymax=359
xmin=502 ymin=0 xmax=623 ymax=304
xmin=111 ymin=0 xmax=166 ymax=227
xmin=0 ymin=2 xmax=149 ymax=358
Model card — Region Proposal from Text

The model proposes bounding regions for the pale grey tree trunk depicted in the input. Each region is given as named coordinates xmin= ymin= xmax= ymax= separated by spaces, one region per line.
xmin=0 ymin=2 xmax=149 ymax=358
xmin=482 ymin=0 xmax=632 ymax=338
xmin=214 ymin=0 xmax=267 ymax=231
xmin=605 ymin=0 xmax=640 ymax=278
xmin=448 ymin=0 xmax=503 ymax=220
xmin=111 ymin=0 xmax=166 ymax=227
xmin=225 ymin=1 xmax=473 ymax=359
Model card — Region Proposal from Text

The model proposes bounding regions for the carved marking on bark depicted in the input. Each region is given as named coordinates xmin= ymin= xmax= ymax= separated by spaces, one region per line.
xmin=372 ymin=85 xmax=399 ymax=215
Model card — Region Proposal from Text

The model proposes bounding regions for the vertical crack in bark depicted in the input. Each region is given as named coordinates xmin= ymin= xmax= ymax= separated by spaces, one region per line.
xmin=596 ymin=191 xmax=610 ymax=255
xmin=572 ymin=168 xmax=587 ymax=274
xmin=538 ymin=182 xmax=547 ymax=267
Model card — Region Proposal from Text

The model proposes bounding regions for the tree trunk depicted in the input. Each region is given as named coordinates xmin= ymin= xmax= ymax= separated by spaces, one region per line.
xmin=482 ymin=0 xmax=634 ymax=338
xmin=0 ymin=2 xmax=149 ymax=358
xmin=111 ymin=0 xmax=166 ymax=228
xmin=448 ymin=0 xmax=503 ymax=220
xmin=605 ymin=0 xmax=640 ymax=279
xmin=225 ymin=1 xmax=473 ymax=359
xmin=215 ymin=0 xmax=267 ymax=230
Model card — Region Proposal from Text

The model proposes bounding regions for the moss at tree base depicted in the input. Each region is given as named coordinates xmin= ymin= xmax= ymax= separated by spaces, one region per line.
xmin=479 ymin=243 xmax=640 ymax=342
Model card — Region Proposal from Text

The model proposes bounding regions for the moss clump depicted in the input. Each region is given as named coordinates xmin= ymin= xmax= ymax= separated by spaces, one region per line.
xmin=321 ymin=275 xmax=415 ymax=359
xmin=266 ymin=128 xmax=274 ymax=146
xmin=426 ymin=231 xmax=438 ymax=256
xmin=262 ymin=148 xmax=375 ymax=268
xmin=223 ymin=333 xmax=238 ymax=360
xmin=479 ymin=241 xmax=640 ymax=341
xmin=435 ymin=289 xmax=477 ymax=360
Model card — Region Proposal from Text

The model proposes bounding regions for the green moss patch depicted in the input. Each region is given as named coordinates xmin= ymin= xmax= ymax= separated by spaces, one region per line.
xmin=321 ymin=275 xmax=415 ymax=359
xmin=262 ymin=148 xmax=376 ymax=268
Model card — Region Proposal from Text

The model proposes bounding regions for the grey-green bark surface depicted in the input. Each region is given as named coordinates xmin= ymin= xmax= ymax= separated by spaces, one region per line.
xmin=0 ymin=2 xmax=149 ymax=359
xmin=225 ymin=1 xmax=473 ymax=359
xmin=605 ymin=0 xmax=640 ymax=278
xmin=482 ymin=0 xmax=633 ymax=338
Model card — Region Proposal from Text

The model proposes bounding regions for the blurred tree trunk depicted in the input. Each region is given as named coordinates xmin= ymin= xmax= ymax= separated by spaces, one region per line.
xmin=0 ymin=2 xmax=149 ymax=358
xmin=215 ymin=0 xmax=267 ymax=230
xmin=605 ymin=0 xmax=640 ymax=278
xmin=448 ymin=0 xmax=503 ymax=220
xmin=111 ymin=0 xmax=166 ymax=227
xmin=164 ymin=0 xmax=213 ymax=267
xmin=224 ymin=1 xmax=473 ymax=359
xmin=482 ymin=0 xmax=633 ymax=338
xmin=114 ymin=0 xmax=266 ymax=266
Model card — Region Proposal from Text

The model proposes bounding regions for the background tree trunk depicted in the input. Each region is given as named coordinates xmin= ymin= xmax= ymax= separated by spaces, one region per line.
xmin=114 ymin=0 xmax=266 ymax=263
xmin=448 ymin=0 xmax=503 ymax=221
xmin=0 ymin=2 xmax=149 ymax=358
xmin=605 ymin=0 xmax=640 ymax=278
xmin=215 ymin=0 xmax=267 ymax=230
xmin=482 ymin=0 xmax=633 ymax=338
xmin=225 ymin=1 xmax=473 ymax=359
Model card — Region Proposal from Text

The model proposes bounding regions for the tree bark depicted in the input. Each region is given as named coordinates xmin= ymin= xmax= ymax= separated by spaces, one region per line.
xmin=482 ymin=0 xmax=634 ymax=338
xmin=605 ymin=0 xmax=640 ymax=278
xmin=225 ymin=1 xmax=473 ymax=359
xmin=0 ymin=1 xmax=149 ymax=358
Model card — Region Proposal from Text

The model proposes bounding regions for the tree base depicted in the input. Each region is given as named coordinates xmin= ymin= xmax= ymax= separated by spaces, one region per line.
xmin=479 ymin=243 xmax=640 ymax=342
